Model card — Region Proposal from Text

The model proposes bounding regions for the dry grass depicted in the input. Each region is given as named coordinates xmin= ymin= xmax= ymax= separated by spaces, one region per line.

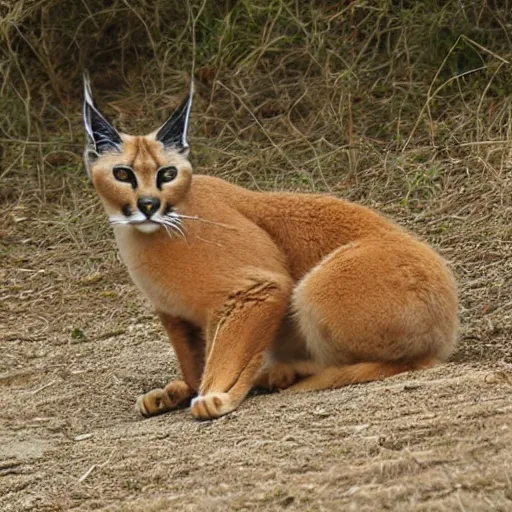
xmin=1 ymin=1 xmax=512 ymax=510
xmin=2 ymin=0 xmax=512 ymax=357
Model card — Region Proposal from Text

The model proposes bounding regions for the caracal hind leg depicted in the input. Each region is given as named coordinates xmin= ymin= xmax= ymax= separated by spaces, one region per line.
xmin=191 ymin=271 xmax=292 ymax=420
xmin=251 ymin=358 xmax=439 ymax=393
xmin=289 ymin=236 xmax=458 ymax=390
xmin=136 ymin=314 xmax=204 ymax=418
xmin=285 ymin=356 xmax=440 ymax=393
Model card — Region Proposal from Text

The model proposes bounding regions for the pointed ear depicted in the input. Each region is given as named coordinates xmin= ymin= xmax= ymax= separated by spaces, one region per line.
xmin=155 ymin=80 xmax=194 ymax=155
xmin=83 ymin=72 xmax=123 ymax=158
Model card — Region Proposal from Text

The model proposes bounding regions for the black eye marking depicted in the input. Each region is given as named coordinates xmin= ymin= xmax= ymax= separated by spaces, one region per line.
xmin=157 ymin=166 xmax=178 ymax=190
xmin=113 ymin=165 xmax=137 ymax=189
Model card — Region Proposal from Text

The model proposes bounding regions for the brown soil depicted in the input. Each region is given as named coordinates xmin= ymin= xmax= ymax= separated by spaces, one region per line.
xmin=2 ymin=161 xmax=512 ymax=511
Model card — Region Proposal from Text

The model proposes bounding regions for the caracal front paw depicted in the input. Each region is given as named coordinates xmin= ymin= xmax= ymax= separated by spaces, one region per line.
xmin=190 ymin=392 xmax=237 ymax=420
xmin=136 ymin=380 xmax=192 ymax=417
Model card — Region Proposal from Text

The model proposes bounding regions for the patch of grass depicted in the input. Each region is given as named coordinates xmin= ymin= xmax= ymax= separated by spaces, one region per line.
xmin=71 ymin=327 xmax=86 ymax=340
xmin=1 ymin=1 xmax=511 ymax=188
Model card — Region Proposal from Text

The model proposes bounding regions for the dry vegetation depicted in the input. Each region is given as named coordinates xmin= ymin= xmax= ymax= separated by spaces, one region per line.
xmin=1 ymin=1 xmax=512 ymax=510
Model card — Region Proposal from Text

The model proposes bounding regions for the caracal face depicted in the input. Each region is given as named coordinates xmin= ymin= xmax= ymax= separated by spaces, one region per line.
xmin=83 ymin=75 xmax=194 ymax=235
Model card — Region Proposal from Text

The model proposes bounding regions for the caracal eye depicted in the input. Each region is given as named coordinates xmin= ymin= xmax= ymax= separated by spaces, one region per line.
xmin=157 ymin=166 xmax=178 ymax=188
xmin=113 ymin=165 xmax=135 ymax=184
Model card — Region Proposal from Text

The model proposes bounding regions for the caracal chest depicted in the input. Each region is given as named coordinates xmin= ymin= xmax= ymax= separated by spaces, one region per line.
xmin=113 ymin=228 xmax=198 ymax=321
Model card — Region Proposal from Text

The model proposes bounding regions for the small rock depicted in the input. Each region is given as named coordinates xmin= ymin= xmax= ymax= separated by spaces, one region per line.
xmin=74 ymin=433 xmax=93 ymax=442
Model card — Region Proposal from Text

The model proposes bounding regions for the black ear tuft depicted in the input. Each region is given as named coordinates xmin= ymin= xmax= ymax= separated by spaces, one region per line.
xmin=83 ymin=72 xmax=122 ymax=155
xmin=155 ymin=81 xmax=194 ymax=153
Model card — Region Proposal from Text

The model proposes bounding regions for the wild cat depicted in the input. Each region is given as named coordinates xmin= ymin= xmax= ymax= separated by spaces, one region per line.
xmin=83 ymin=77 xmax=458 ymax=421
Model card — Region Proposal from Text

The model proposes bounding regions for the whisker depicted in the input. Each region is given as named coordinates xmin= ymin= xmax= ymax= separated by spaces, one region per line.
xmin=195 ymin=235 xmax=224 ymax=248
xmin=166 ymin=213 xmax=235 ymax=230
xmin=169 ymin=222 xmax=187 ymax=241
xmin=162 ymin=224 xmax=175 ymax=241
xmin=161 ymin=218 xmax=188 ymax=243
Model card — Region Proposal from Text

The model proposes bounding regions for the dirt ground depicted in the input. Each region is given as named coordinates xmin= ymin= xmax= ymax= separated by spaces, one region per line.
xmin=3 ymin=1 xmax=512 ymax=509
xmin=2 ymin=156 xmax=512 ymax=511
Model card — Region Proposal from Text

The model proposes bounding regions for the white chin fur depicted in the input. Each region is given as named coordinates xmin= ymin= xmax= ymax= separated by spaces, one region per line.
xmin=134 ymin=223 xmax=161 ymax=234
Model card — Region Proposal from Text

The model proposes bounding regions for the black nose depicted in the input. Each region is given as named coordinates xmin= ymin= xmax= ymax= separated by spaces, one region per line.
xmin=137 ymin=197 xmax=161 ymax=218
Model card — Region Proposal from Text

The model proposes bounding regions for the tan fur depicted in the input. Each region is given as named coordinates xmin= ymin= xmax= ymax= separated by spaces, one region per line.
xmin=88 ymin=135 xmax=458 ymax=420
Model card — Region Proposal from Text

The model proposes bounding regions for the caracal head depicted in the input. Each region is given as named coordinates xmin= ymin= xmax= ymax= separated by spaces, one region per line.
xmin=82 ymin=73 xmax=194 ymax=234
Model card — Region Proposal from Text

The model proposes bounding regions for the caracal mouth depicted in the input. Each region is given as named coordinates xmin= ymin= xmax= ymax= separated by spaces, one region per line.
xmin=133 ymin=221 xmax=161 ymax=234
